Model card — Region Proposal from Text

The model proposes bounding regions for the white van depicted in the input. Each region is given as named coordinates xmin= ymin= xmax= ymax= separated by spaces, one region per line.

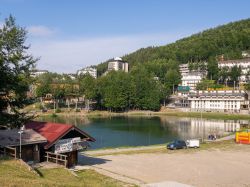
xmin=186 ymin=139 xmax=200 ymax=148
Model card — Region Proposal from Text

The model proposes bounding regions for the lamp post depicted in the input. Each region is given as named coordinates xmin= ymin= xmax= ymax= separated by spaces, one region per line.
xmin=18 ymin=126 xmax=25 ymax=159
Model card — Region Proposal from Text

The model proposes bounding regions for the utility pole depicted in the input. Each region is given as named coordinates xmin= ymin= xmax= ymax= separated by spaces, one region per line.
xmin=53 ymin=97 xmax=56 ymax=113
xmin=18 ymin=126 xmax=24 ymax=159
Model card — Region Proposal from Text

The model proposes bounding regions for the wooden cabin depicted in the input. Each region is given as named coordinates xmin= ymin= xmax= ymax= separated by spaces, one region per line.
xmin=0 ymin=129 xmax=47 ymax=163
xmin=25 ymin=121 xmax=95 ymax=167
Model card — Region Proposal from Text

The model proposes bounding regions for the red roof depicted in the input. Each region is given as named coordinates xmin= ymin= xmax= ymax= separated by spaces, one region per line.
xmin=25 ymin=121 xmax=95 ymax=149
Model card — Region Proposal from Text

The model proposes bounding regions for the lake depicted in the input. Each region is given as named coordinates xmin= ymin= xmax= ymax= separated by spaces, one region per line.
xmin=37 ymin=115 xmax=248 ymax=149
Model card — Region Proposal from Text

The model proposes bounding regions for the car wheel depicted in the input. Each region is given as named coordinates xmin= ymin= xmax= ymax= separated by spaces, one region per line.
xmin=174 ymin=147 xmax=177 ymax=150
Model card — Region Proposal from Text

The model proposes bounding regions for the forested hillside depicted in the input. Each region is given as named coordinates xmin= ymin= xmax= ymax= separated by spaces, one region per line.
xmin=97 ymin=18 xmax=250 ymax=77
xmin=36 ymin=19 xmax=250 ymax=112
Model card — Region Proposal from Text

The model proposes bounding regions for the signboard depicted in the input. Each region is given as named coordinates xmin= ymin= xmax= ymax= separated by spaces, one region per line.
xmin=55 ymin=137 xmax=81 ymax=154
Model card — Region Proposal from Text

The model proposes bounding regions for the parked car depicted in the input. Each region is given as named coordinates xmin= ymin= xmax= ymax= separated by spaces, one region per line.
xmin=186 ymin=139 xmax=200 ymax=148
xmin=167 ymin=140 xmax=187 ymax=150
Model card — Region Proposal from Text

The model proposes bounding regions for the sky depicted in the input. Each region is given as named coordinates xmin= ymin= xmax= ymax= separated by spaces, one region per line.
xmin=1 ymin=0 xmax=250 ymax=73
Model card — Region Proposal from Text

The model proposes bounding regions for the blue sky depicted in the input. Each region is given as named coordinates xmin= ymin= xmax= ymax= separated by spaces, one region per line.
xmin=1 ymin=0 xmax=250 ymax=73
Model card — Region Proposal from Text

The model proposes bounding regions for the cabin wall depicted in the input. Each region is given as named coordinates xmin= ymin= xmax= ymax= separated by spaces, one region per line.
xmin=16 ymin=144 xmax=41 ymax=163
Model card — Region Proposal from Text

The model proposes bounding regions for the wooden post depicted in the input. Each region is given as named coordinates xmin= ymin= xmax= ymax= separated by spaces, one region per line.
xmin=56 ymin=154 xmax=58 ymax=164
xmin=14 ymin=147 xmax=17 ymax=159
xmin=3 ymin=147 xmax=6 ymax=156
xmin=47 ymin=152 xmax=49 ymax=162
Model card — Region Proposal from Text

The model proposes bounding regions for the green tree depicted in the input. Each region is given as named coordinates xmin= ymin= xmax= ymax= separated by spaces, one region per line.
xmin=0 ymin=16 xmax=37 ymax=128
xmin=165 ymin=69 xmax=181 ymax=87
xmin=99 ymin=71 xmax=132 ymax=111
xmin=207 ymin=58 xmax=219 ymax=80
xmin=78 ymin=74 xmax=97 ymax=100
xmin=130 ymin=66 xmax=162 ymax=111
xmin=36 ymin=83 xmax=51 ymax=98
xmin=218 ymin=67 xmax=229 ymax=84
xmin=196 ymin=79 xmax=223 ymax=90
xmin=229 ymin=65 xmax=241 ymax=83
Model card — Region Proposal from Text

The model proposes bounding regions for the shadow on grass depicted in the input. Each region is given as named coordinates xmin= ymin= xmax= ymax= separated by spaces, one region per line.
xmin=34 ymin=168 xmax=44 ymax=177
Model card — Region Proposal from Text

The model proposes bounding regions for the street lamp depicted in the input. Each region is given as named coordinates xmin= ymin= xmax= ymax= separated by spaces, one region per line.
xmin=18 ymin=126 xmax=25 ymax=159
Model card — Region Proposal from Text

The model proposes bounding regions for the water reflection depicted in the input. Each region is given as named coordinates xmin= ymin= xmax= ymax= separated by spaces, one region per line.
xmin=160 ymin=117 xmax=242 ymax=140
xmin=37 ymin=115 xmax=248 ymax=149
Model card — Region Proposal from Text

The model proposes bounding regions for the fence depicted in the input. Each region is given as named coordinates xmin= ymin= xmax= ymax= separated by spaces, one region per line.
xmin=44 ymin=152 xmax=68 ymax=167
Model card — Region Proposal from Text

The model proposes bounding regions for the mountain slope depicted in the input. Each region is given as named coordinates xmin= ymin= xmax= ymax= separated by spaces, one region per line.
xmin=97 ymin=18 xmax=250 ymax=75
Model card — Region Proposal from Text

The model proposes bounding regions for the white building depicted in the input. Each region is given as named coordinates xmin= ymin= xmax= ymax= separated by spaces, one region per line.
xmin=181 ymin=73 xmax=204 ymax=90
xmin=242 ymin=51 xmax=250 ymax=58
xmin=30 ymin=69 xmax=48 ymax=77
xmin=108 ymin=57 xmax=128 ymax=72
xmin=179 ymin=63 xmax=207 ymax=91
xmin=67 ymin=74 xmax=76 ymax=80
xmin=179 ymin=64 xmax=189 ymax=76
xmin=77 ymin=67 xmax=97 ymax=79
xmin=218 ymin=58 xmax=250 ymax=83
xmin=188 ymin=90 xmax=248 ymax=113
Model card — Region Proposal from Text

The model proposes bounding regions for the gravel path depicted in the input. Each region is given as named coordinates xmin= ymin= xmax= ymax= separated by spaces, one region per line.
xmin=80 ymin=145 xmax=250 ymax=187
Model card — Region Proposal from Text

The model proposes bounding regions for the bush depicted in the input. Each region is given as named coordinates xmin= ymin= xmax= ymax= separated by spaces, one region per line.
xmin=51 ymin=113 xmax=57 ymax=118
xmin=75 ymin=108 xmax=81 ymax=112
xmin=55 ymin=108 xmax=61 ymax=113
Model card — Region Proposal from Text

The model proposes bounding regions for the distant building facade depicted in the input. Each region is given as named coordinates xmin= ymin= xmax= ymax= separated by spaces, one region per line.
xmin=218 ymin=58 xmax=250 ymax=83
xmin=108 ymin=57 xmax=128 ymax=72
xmin=179 ymin=64 xmax=189 ymax=77
xmin=242 ymin=51 xmax=250 ymax=58
xmin=188 ymin=90 xmax=248 ymax=113
xmin=179 ymin=63 xmax=207 ymax=91
xmin=66 ymin=73 xmax=76 ymax=80
xmin=181 ymin=73 xmax=204 ymax=91
xmin=31 ymin=69 xmax=48 ymax=77
xmin=77 ymin=67 xmax=97 ymax=79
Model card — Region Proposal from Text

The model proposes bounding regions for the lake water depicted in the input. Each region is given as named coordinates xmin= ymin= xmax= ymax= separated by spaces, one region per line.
xmin=37 ymin=115 xmax=249 ymax=149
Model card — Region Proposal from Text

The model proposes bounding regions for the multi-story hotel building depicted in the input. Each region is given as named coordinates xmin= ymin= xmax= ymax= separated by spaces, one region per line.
xmin=77 ymin=67 xmax=97 ymax=79
xmin=108 ymin=57 xmax=129 ymax=72
xmin=218 ymin=58 xmax=250 ymax=83
xmin=179 ymin=63 xmax=207 ymax=91
xmin=188 ymin=90 xmax=248 ymax=113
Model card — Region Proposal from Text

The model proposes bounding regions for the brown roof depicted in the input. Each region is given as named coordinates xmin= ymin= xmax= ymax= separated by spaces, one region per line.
xmin=218 ymin=58 xmax=250 ymax=64
xmin=0 ymin=129 xmax=47 ymax=147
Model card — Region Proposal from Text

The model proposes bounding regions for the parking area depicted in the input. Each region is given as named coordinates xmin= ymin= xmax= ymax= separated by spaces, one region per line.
xmin=81 ymin=146 xmax=250 ymax=187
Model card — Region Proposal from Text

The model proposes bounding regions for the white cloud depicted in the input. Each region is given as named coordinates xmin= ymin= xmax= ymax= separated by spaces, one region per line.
xmin=29 ymin=32 xmax=192 ymax=73
xmin=27 ymin=25 xmax=56 ymax=37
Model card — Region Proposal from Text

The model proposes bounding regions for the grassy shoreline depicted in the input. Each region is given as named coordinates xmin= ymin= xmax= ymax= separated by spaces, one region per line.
xmin=84 ymin=140 xmax=238 ymax=156
xmin=37 ymin=109 xmax=250 ymax=120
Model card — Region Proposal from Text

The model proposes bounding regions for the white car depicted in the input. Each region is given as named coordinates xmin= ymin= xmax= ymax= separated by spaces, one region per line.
xmin=186 ymin=139 xmax=200 ymax=148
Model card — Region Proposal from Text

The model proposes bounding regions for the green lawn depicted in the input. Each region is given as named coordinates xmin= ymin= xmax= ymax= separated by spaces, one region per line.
xmin=88 ymin=140 xmax=238 ymax=156
xmin=0 ymin=158 xmax=132 ymax=187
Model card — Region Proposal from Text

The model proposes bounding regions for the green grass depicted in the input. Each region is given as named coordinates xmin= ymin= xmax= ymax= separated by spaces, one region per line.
xmin=0 ymin=158 xmax=133 ymax=187
xmin=37 ymin=108 xmax=250 ymax=121
xmin=156 ymin=111 xmax=250 ymax=120
xmin=89 ymin=140 xmax=237 ymax=156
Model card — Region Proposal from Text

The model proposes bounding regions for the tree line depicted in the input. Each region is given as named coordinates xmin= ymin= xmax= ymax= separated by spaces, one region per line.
xmin=36 ymin=62 xmax=181 ymax=111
